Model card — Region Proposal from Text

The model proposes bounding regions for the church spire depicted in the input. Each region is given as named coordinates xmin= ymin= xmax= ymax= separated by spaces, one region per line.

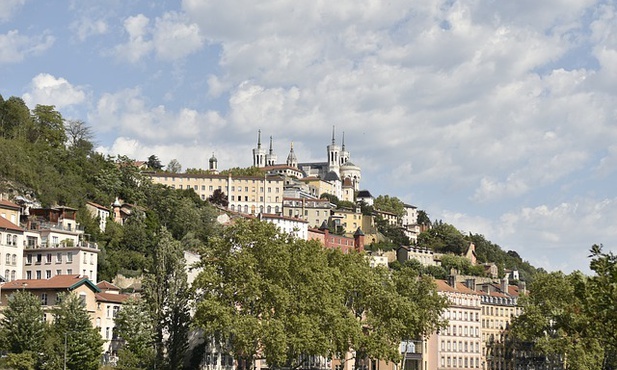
xmin=286 ymin=141 xmax=298 ymax=168
xmin=331 ymin=125 xmax=336 ymax=145
xmin=269 ymin=136 xmax=274 ymax=154
xmin=342 ymin=131 xmax=346 ymax=151
xmin=257 ymin=129 xmax=262 ymax=149
xmin=265 ymin=135 xmax=277 ymax=166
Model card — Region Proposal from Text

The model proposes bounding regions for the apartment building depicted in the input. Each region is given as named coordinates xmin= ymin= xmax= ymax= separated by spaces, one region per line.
xmin=427 ymin=278 xmax=483 ymax=370
xmin=86 ymin=201 xmax=110 ymax=232
xmin=95 ymin=280 xmax=131 ymax=355
xmin=148 ymin=173 xmax=285 ymax=215
xmin=258 ymin=213 xmax=309 ymax=240
xmin=477 ymin=280 xmax=522 ymax=370
xmin=0 ymin=216 xmax=24 ymax=282
xmin=282 ymin=197 xmax=335 ymax=228
xmin=23 ymin=207 xmax=99 ymax=282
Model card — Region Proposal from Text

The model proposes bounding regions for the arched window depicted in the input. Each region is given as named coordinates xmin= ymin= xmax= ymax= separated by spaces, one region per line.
xmin=12 ymin=254 xmax=16 ymax=265
xmin=267 ymin=206 xmax=272 ymax=213
xmin=5 ymin=254 xmax=10 ymax=264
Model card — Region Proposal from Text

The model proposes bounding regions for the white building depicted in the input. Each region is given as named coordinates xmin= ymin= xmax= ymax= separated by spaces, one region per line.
xmin=23 ymin=207 xmax=99 ymax=282
xmin=258 ymin=213 xmax=309 ymax=240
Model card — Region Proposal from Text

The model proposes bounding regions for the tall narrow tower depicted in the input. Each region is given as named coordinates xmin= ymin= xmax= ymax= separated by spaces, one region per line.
xmin=327 ymin=125 xmax=340 ymax=174
xmin=265 ymin=136 xmax=277 ymax=166
xmin=252 ymin=130 xmax=267 ymax=167
xmin=340 ymin=131 xmax=349 ymax=165
xmin=209 ymin=152 xmax=218 ymax=174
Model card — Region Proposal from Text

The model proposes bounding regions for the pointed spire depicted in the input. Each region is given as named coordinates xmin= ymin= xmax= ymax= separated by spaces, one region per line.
xmin=269 ymin=136 xmax=274 ymax=154
xmin=331 ymin=125 xmax=336 ymax=145
xmin=342 ymin=131 xmax=346 ymax=150
xmin=257 ymin=129 xmax=262 ymax=148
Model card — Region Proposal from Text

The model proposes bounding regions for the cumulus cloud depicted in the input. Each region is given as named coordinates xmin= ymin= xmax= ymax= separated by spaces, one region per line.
xmin=0 ymin=0 xmax=25 ymax=22
xmin=71 ymin=17 xmax=108 ymax=41
xmin=114 ymin=12 xmax=203 ymax=63
xmin=22 ymin=73 xmax=87 ymax=109
xmin=0 ymin=30 xmax=54 ymax=63
xmin=89 ymin=87 xmax=226 ymax=144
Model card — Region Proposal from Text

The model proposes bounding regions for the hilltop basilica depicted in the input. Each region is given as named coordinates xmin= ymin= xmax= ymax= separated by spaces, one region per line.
xmin=251 ymin=127 xmax=362 ymax=192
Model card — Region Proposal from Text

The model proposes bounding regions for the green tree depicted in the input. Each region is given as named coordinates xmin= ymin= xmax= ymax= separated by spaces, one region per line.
xmin=0 ymin=290 xmax=46 ymax=355
xmin=418 ymin=223 xmax=467 ymax=254
xmin=510 ymin=271 xmax=603 ymax=370
xmin=208 ymin=188 xmax=229 ymax=207
xmin=115 ymin=297 xmax=156 ymax=370
xmin=166 ymin=159 xmax=182 ymax=173
xmin=31 ymin=104 xmax=66 ymax=148
xmin=586 ymin=244 xmax=617 ymax=368
xmin=194 ymin=219 xmax=447 ymax=370
xmin=51 ymin=293 xmax=104 ymax=370
xmin=373 ymin=195 xmax=405 ymax=218
xmin=219 ymin=166 xmax=265 ymax=177
xmin=142 ymin=227 xmax=191 ymax=370
xmin=147 ymin=154 xmax=163 ymax=171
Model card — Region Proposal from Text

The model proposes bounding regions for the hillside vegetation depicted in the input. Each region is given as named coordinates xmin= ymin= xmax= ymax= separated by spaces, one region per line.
xmin=0 ymin=94 xmax=538 ymax=282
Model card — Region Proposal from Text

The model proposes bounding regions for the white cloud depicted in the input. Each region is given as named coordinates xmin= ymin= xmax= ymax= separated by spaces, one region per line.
xmin=22 ymin=73 xmax=86 ymax=109
xmin=114 ymin=12 xmax=204 ymax=63
xmin=0 ymin=0 xmax=25 ymax=22
xmin=71 ymin=17 xmax=108 ymax=41
xmin=0 ymin=30 xmax=54 ymax=63
xmin=152 ymin=12 xmax=204 ymax=60
xmin=89 ymin=87 xmax=226 ymax=144
xmin=114 ymin=14 xmax=153 ymax=63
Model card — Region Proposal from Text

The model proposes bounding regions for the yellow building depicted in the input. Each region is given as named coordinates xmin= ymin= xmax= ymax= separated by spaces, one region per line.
xmin=148 ymin=173 xmax=285 ymax=215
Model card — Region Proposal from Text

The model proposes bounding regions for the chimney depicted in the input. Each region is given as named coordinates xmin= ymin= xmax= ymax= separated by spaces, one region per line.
xmin=501 ymin=276 xmax=509 ymax=294
xmin=517 ymin=281 xmax=527 ymax=295
xmin=465 ymin=278 xmax=476 ymax=291
xmin=447 ymin=275 xmax=457 ymax=289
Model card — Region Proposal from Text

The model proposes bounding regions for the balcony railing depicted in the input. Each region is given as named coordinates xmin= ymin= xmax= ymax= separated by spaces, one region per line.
xmin=25 ymin=241 xmax=98 ymax=250
xmin=31 ymin=222 xmax=84 ymax=233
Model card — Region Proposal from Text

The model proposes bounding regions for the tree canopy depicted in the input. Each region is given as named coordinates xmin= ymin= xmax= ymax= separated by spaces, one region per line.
xmin=193 ymin=219 xmax=447 ymax=369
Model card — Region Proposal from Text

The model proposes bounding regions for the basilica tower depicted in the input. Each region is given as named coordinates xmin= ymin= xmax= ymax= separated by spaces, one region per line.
xmin=327 ymin=126 xmax=340 ymax=174
xmin=252 ymin=130 xmax=267 ymax=167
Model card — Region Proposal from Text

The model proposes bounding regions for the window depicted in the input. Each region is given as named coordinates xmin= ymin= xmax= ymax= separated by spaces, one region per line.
xmin=5 ymin=253 xmax=9 ymax=264
xmin=46 ymin=253 xmax=52 ymax=264
xmin=26 ymin=254 xmax=32 ymax=264
xmin=26 ymin=271 xmax=32 ymax=279
xmin=79 ymin=293 xmax=86 ymax=306
xmin=4 ymin=269 xmax=9 ymax=280
xmin=66 ymin=252 xmax=73 ymax=262
xmin=56 ymin=269 xmax=62 ymax=275
xmin=46 ymin=270 xmax=51 ymax=279
xmin=67 ymin=269 xmax=72 ymax=274
xmin=106 ymin=327 xmax=110 ymax=339
xmin=56 ymin=253 xmax=62 ymax=263
xmin=36 ymin=270 xmax=41 ymax=279
xmin=41 ymin=293 xmax=48 ymax=305
xmin=83 ymin=253 xmax=87 ymax=263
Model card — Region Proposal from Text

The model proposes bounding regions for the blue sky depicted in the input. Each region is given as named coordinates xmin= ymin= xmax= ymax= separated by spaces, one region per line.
xmin=2 ymin=0 xmax=617 ymax=274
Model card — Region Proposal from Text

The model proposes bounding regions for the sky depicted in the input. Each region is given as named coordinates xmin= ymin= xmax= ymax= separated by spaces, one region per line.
xmin=2 ymin=0 xmax=617 ymax=274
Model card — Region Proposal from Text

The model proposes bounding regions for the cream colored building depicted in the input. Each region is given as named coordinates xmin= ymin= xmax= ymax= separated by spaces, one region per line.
xmin=427 ymin=279 xmax=483 ymax=370
xmin=282 ymin=197 xmax=335 ymax=228
xmin=148 ymin=173 xmax=285 ymax=215
xmin=95 ymin=280 xmax=131 ymax=355
xmin=0 ymin=217 xmax=24 ymax=282
xmin=478 ymin=280 xmax=521 ymax=370
xmin=23 ymin=207 xmax=99 ymax=282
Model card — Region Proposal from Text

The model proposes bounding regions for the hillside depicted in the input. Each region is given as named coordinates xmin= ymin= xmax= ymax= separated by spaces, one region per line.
xmin=0 ymin=94 xmax=540 ymax=282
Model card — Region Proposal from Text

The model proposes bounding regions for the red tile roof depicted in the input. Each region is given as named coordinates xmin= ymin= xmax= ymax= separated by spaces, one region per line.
xmin=87 ymin=201 xmax=109 ymax=211
xmin=1 ymin=275 xmax=100 ymax=292
xmin=95 ymin=292 xmax=131 ymax=304
xmin=0 ymin=199 xmax=20 ymax=210
xmin=0 ymin=217 xmax=22 ymax=232
xmin=435 ymin=279 xmax=480 ymax=295
xmin=96 ymin=280 xmax=121 ymax=291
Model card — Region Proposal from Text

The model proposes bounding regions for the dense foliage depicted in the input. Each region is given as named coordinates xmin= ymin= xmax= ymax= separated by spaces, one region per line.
xmin=510 ymin=245 xmax=617 ymax=369
xmin=193 ymin=219 xmax=448 ymax=369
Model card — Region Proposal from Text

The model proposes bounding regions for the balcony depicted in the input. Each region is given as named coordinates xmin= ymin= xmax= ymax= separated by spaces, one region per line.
xmin=31 ymin=221 xmax=84 ymax=233
xmin=25 ymin=241 xmax=98 ymax=250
